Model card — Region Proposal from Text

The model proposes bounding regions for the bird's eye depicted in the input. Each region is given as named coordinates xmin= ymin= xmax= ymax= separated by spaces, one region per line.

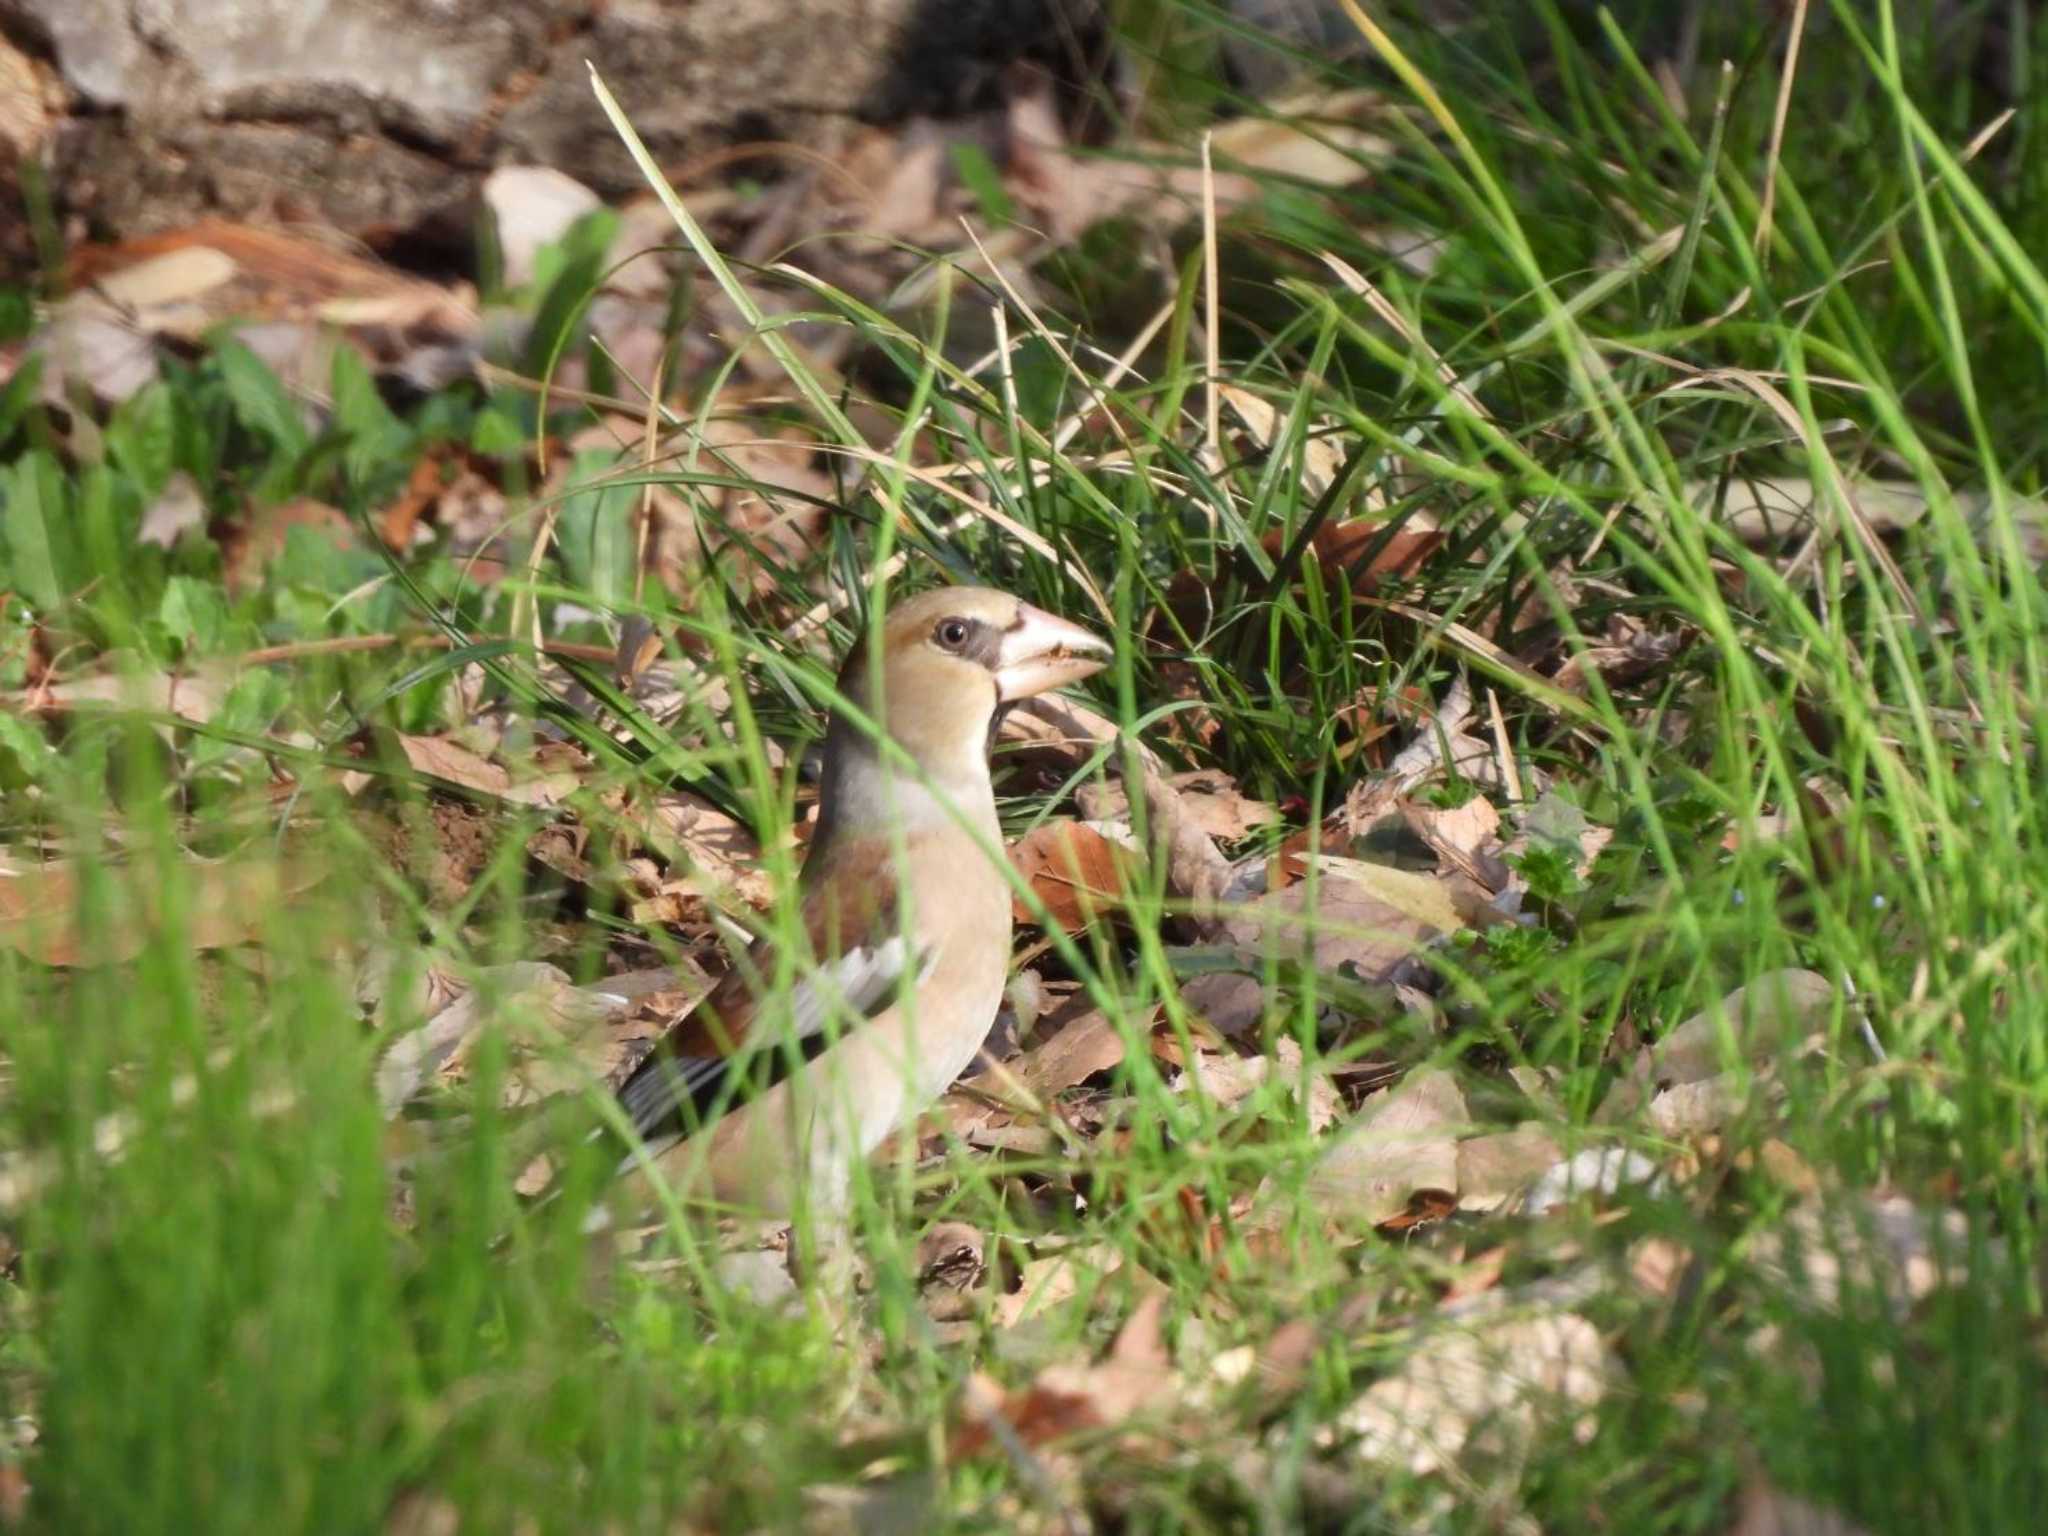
xmin=934 ymin=618 xmax=972 ymax=651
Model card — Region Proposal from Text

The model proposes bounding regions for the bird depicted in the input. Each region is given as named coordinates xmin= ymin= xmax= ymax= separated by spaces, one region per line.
xmin=605 ymin=585 xmax=1109 ymax=1236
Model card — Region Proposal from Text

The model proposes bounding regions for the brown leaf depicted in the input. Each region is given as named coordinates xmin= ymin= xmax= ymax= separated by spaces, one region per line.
xmin=963 ymin=1291 xmax=1176 ymax=1452
xmin=1222 ymin=866 xmax=1447 ymax=985
xmin=1401 ymin=795 xmax=1509 ymax=890
xmin=1596 ymin=969 xmax=1834 ymax=1123
xmin=223 ymin=498 xmax=357 ymax=594
xmin=989 ymin=1246 xmax=1123 ymax=1330
xmin=1276 ymin=853 xmax=1468 ymax=937
xmin=381 ymin=962 xmax=697 ymax=1117
xmin=0 ymin=28 xmax=63 ymax=165
xmin=1089 ymin=768 xmax=1280 ymax=843
xmin=68 ymin=220 xmax=477 ymax=341
xmin=1692 ymin=474 xmax=2048 ymax=555
xmin=1134 ymin=761 xmax=1236 ymax=934
xmin=137 ymin=472 xmax=208 ymax=551
xmin=629 ymin=790 xmax=774 ymax=914
xmin=1629 ymin=1237 xmax=1692 ymax=1300
xmin=1342 ymin=678 xmax=1504 ymax=831
xmin=23 ymin=659 xmax=235 ymax=725
xmin=1010 ymin=818 xmax=1136 ymax=932
xmin=0 ymin=854 xmax=324 ymax=967
xmin=377 ymin=454 xmax=447 ymax=550
xmin=999 ymin=690 xmax=1138 ymax=772
xmin=1181 ymin=1037 xmax=1340 ymax=1130
xmin=1178 ymin=969 xmax=1270 ymax=1043
xmin=1303 ymin=1068 xmax=1467 ymax=1228
xmin=1012 ymin=1007 xmax=1130 ymax=1098
xmin=1455 ymin=1126 xmax=1565 ymax=1213
xmin=0 ymin=1456 xmax=24 ymax=1527
xmin=1209 ymin=93 xmax=1395 ymax=184
xmin=390 ymin=735 xmax=513 ymax=797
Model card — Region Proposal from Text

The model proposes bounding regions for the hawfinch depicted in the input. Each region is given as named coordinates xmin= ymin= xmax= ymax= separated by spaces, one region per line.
xmin=610 ymin=586 xmax=1109 ymax=1224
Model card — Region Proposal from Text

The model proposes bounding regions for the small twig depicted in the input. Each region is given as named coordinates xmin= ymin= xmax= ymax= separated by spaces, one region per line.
xmin=633 ymin=353 xmax=666 ymax=605
xmin=230 ymin=633 xmax=618 ymax=669
xmin=1486 ymin=687 xmax=1524 ymax=805
xmin=1756 ymin=0 xmax=1810 ymax=258
xmin=1200 ymin=129 xmax=1222 ymax=507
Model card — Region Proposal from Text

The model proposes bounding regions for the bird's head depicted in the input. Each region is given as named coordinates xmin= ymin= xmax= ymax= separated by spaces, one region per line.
xmin=826 ymin=586 xmax=1109 ymax=809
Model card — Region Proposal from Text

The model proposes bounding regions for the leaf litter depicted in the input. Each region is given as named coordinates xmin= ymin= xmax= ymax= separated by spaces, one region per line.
xmin=0 ymin=50 xmax=2016 ymax=1533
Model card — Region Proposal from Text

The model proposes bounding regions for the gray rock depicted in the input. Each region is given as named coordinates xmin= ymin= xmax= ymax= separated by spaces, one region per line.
xmin=1 ymin=0 xmax=1071 ymax=241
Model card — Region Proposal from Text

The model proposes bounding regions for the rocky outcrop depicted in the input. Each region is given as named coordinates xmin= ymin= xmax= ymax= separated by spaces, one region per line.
xmin=0 ymin=0 xmax=1086 ymax=247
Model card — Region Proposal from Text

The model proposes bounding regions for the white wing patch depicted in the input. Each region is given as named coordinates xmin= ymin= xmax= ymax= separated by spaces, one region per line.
xmin=610 ymin=932 xmax=937 ymax=1154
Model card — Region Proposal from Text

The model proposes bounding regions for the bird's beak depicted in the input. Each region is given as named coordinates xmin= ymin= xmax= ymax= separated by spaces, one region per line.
xmin=994 ymin=604 xmax=1111 ymax=702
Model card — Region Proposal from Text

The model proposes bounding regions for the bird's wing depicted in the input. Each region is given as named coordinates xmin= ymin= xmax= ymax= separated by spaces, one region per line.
xmin=613 ymin=837 xmax=932 ymax=1147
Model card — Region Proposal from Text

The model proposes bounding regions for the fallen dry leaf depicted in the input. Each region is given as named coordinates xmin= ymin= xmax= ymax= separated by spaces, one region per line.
xmin=1402 ymin=795 xmax=1509 ymax=889
xmin=961 ymin=1291 xmax=1176 ymax=1454
xmin=1629 ymin=1237 xmax=1693 ymax=1300
xmin=1278 ymin=853 xmax=1467 ymax=936
xmin=1222 ymin=864 xmax=1448 ymax=985
xmin=1133 ymin=759 xmax=1236 ymax=933
xmin=37 ymin=221 xmax=479 ymax=403
xmin=1012 ymin=1006 xmax=1131 ymax=1097
xmin=1079 ymin=768 xmax=1280 ymax=844
xmin=20 ymin=658 xmax=236 ymax=726
xmin=1455 ymin=1125 xmax=1565 ymax=1213
xmin=0 ymin=26 xmax=63 ymax=164
xmin=1180 ymin=1037 xmax=1342 ymax=1130
xmin=1343 ymin=677 xmax=1500 ymax=831
xmin=1336 ymin=1310 xmax=1614 ymax=1477
xmin=1696 ymin=473 xmax=2048 ymax=563
xmin=627 ymin=789 xmax=774 ymax=917
xmin=1010 ymin=818 xmax=1136 ymax=933
xmin=483 ymin=165 xmax=603 ymax=288
xmin=1597 ymin=969 xmax=1834 ymax=1123
xmin=388 ymin=734 xmax=513 ymax=798
xmin=990 ymin=1245 xmax=1123 ymax=1330
xmin=1301 ymin=1067 xmax=1467 ymax=1228
xmin=383 ymin=963 xmax=701 ymax=1118
xmin=0 ymin=853 xmax=324 ymax=966
xmin=1645 ymin=1072 xmax=1752 ymax=1138
xmin=136 ymin=472 xmax=208 ymax=551
xmin=1176 ymin=967 xmax=1271 ymax=1043
xmin=1215 ymin=384 xmax=1348 ymax=489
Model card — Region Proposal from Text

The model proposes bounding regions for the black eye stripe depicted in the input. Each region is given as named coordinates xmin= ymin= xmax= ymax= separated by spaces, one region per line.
xmin=932 ymin=616 xmax=1005 ymax=667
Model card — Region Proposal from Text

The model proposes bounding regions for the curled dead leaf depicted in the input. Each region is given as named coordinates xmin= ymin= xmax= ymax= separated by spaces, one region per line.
xmin=1299 ymin=1067 xmax=1467 ymax=1229
xmin=1078 ymin=768 xmax=1280 ymax=844
xmin=1010 ymin=818 xmax=1137 ymax=933
xmin=960 ymin=1291 xmax=1176 ymax=1455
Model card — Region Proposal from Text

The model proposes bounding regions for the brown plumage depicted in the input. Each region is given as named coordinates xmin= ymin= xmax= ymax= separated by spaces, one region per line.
xmin=610 ymin=586 xmax=1108 ymax=1220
